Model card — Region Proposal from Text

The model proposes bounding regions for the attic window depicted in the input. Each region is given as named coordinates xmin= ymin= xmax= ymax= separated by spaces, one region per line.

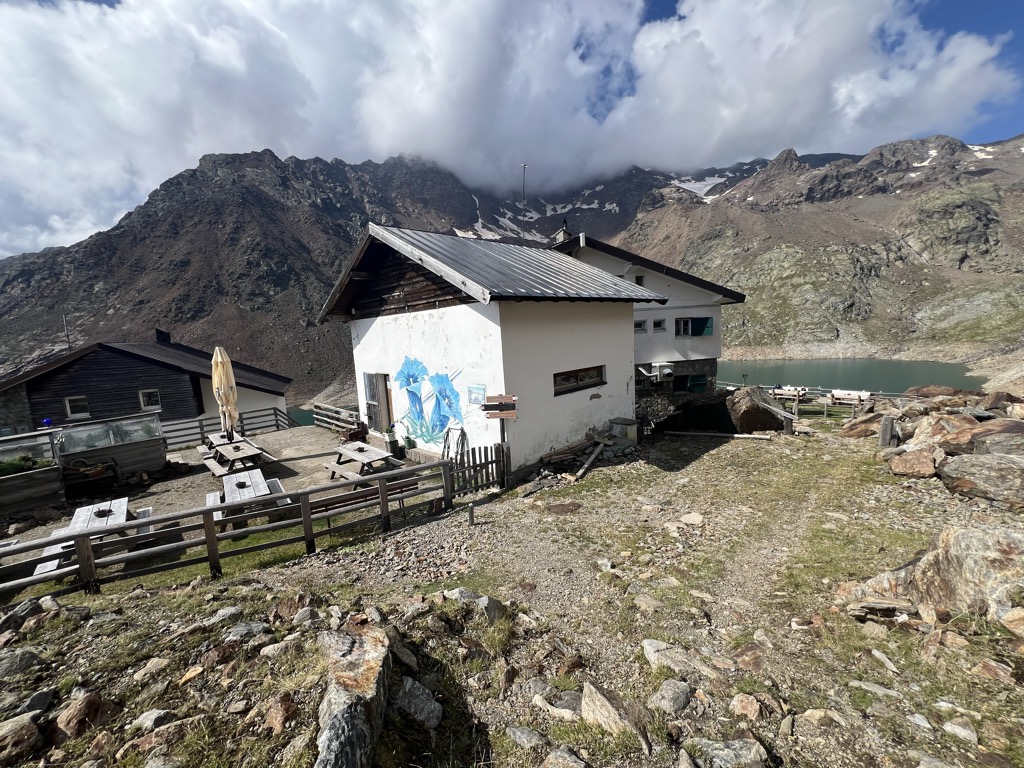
xmin=634 ymin=275 xmax=645 ymax=287
xmin=65 ymin=396 xmax=90 ymax=420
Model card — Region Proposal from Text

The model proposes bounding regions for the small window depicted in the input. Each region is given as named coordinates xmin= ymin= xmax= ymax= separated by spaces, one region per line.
xmin=65 ymin=396 xmax=90 ymax=419
xmin=675 ymin=316 xmax=714 ymax=337
xmin=652 ymin=319 xmax=666 ymax=333
xmin=634 ymin=275 xmax=645 ymax=287
xmin=139 ymin=389 xmax=162 ymax=411
xmin=634 ymin=320 xmax=647 ymax=334
xmin=553 ymin=365 xmax=606 ymax=395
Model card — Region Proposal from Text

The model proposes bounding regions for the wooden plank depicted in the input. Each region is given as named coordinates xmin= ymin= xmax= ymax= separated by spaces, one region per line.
xmin=485 ymin=395 xmax=516 ymax=403
xmin=301 ymin=496 xmax=315 ymax=555
xmin=486 ymin=411 xmax=516 ymax=419
xmin=74 ymin=536 xmax=98 ymax=593
xmin=203 ymin=457 xmax=228 ymax=477
xmin=575 ymin=443 xmax=605 ymax=481
xmin=201 ymin=509 xmax=222 ymax=578
xmin=377 ymin=478 xmax=391 ymax=532
xmin=664 ymin=430 xmax=773 ymax=441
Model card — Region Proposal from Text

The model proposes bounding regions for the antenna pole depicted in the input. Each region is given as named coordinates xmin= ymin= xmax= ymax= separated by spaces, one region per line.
xmin=520 ymin=163 xmax=528 ymax=245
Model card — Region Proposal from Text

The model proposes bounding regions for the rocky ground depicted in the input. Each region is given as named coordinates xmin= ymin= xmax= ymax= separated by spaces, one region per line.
xmin=2 ymin=421 xmax=1023 ymax=767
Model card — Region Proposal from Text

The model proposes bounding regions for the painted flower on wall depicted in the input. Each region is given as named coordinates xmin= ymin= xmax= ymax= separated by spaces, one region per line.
xmin=394 ymin=357 xmax=465 ymax=445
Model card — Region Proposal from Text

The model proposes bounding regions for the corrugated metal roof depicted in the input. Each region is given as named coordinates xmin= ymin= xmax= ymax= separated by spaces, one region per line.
xmin=105 ymin=342 xmax=291 ymax=395
xmin=372 ymin=225 xmax=666 ymax=303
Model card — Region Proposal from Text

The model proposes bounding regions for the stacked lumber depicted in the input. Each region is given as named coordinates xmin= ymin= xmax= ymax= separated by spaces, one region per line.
xmin=541 ymin=434 xmax=630 ymax=481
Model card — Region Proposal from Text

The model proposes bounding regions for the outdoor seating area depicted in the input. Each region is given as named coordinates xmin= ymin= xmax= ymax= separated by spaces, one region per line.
xmin=34 ymin=498 xmax=152 ymax=576
xmin=325 ymin=440 xmax=404 ymax=482
xmin=196 ymin=434 xmax=278 ymax=477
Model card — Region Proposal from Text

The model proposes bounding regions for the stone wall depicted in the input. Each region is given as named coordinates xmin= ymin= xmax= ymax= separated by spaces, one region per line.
xmin=636 ymin=359 xmax=718 ymax=422
xmin=0 ymin=384 xmax=32 ymax=435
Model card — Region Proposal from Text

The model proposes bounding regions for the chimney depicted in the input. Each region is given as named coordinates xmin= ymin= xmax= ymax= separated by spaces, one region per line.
xmin=155 ymin=328 xmax=171 ymax=344
xmin=553 ymin=217 xmax=573 ymax=245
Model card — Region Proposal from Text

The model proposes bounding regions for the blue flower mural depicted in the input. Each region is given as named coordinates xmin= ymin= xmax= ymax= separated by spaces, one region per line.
xmin=395 ymin=357 xmax=465 ymax=445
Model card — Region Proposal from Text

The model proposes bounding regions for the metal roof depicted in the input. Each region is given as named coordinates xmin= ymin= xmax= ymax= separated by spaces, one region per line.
xmin=550 ymin=233 xmax=746 ymax=305
xmin=318 ymin=224 xmax=667 ymax=321
xmin=0 ymin=342 xmax=291 ymax=396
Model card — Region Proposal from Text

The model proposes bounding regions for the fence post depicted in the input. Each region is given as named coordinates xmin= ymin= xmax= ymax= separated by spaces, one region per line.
xmin=879 ymin=415 xmax=896 ymax=449
xmin=298 ymin=495 xmax=316 ymax=554
xmin=201 ymin=510 xmax=222 ymax=578
xmin=74 ymin=535 xmax=99 ymax=594
xmin=377 ymin=478 xmax=391 ymax=533
xmin=440 ymin=461 xmax=454 ymax=511
xmin=502 ymin=443 xmax=512 ymax=489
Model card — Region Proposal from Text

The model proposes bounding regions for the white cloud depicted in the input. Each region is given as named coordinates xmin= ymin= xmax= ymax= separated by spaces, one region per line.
xmin=0 ymin=0 xmax=1018 ymax=256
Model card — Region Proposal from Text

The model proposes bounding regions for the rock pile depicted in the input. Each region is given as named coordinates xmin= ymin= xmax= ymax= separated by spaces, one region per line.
xmin=841 ymin=389 xmax=1024 ymax=509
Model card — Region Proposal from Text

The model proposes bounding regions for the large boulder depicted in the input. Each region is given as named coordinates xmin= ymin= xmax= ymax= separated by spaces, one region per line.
xmin=904 ymin=414 xmax=980 ymax=451
xmin=850 ymin=527 xmax=1024 ymax=631
xmin=887 ymin=450 xmax=935 ymax=478
xmin=839 ymin=412 xmax=885 ymax=438
xmin=903 ymin=385 xmax=971 ymax=398
xmin=725 ymin=388 xmax=786 ymax=433
xmin=939 ymin=419 xmax=1024 ymax=455
xmin=939 ymin=454 xmax=1024 ymax=509
xmin=980 ymin=391 xmax=1023 ymax=410
xmin=974 ymin=432 xmax=1024 ymax=457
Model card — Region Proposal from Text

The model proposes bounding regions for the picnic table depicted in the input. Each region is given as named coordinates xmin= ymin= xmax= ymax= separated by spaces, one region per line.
xmin=205 ymin=468 xmax=272 ymax=532
xmin=34 ymin=498 xmax=152 ymax=576
xmin=213 ymin=440 xmax=264 ymax=473
xmin=325 ymin=441 xmax=397 ymax=482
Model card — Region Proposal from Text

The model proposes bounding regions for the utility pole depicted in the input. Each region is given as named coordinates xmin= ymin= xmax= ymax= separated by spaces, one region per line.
xmin=62 ymin=313 xmax=71 ymax=350
xmin=520 ymin=163 xmax=528 ymax=245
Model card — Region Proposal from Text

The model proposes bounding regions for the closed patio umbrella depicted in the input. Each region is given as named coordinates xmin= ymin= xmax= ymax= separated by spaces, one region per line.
xmin=212 ymin=346 xmax=239 ymax=440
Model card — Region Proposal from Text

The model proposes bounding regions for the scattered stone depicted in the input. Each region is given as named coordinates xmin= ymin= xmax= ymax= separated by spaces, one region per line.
xmin=870 ymin=648 xmax=900 ymax=675
xmin=532 ymin=694 xmax=580 ymax=722
xmin=1000 ymin=607 xmax=1024 ymax=639
xmin=907 ymin=713 xmax=933 ymax=731
xmin=129 ymin=709 xmax=176 ymax=735
xmin=262 ymin=692 xmax=298 ymax=735
xmin=391 ymin=676 xmax=442 ymax=730
xmin=133 ymin=658 xmax=171 ymax=682
xmin=888 ymin=450 xmax=935 ymax=478
xmin=848 ymin=680 xmax=901 ymax=699
xmin=646 ymin=680 xmax=692 ymax=716
xmin=796 ymin=709 xmax=846 ymax=730
xmin=969 ymin=658 xmax=1015 ymax=683
xmin=507 ymin=725 xmax=549 ymax=749
xmin=85 ymin=729 xmax=115 ymax=759
xmin=0 ymin=600 xmax=42 ymax=633
xmin=55 ymin=691 xmax=109 ymax=742
xmin=0 ymin=648 xmax=45 ymax=679
xmin=581 ymin=682 xmax=651 ymax=754
xmin=292 ymin=606 xmax=319 ymax=625
xmin=728 ymin=693 xmax=762 ymax=721
xmin=941 ymin=716 xmax=978 ymax=744
xmin=476 ymin=595 xmax=505 ymax=625
xmin=540 ymin=745 xmax=591 ymax=767
xmin=642 ymin=639 xmax=725 ymax=685
xmin=177 ymin=666 xmax=204 ymax=685
xmin=223 ymin=621 xmax=271 ymax=643
xmin=280 ymin=732 xmax=310 ymax=764
xmin=860 ymin=621 xmax=889 ymax=639
xmin=778 ymin=715 xmax=794 ymax=737
xmin=634 ymin=594 xmax=663 ymax=614
xmin=0 ymin=712 xmax=42 ymax=766
xmin=731 ymin=642 xmax=765 ymax=672
xmin=14 ymin=688 xmax=55 ymax=717
xmin=225 ymin=699 xmax=249 ymax=715
xmin=259 ymin=640 xmax=298 ymax=659
xmin=683 ymin=737 xmax=768 ymax=768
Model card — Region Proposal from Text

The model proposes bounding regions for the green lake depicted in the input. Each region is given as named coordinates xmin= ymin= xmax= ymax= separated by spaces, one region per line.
xmin=717 ymin=359 xmax=987 ymax=394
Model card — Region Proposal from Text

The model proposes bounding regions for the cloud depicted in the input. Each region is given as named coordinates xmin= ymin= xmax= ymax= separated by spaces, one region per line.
xmin=0 ymin=0 xmax=1018 ymax=256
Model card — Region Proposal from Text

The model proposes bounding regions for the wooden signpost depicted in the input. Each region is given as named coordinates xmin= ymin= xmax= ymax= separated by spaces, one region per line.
xmin=481 ymin=395 xmax=517 ymax=443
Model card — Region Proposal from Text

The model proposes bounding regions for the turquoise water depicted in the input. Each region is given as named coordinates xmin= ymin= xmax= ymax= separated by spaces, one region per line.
xmin=287 ymin=406 xmax=315 ymax=426
xmin=717 ymin=359 xmax=986 ymax=393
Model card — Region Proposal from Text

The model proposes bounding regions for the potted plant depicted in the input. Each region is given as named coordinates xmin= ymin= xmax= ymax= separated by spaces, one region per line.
xmin=400 ymin=420 xmax=416 ymax=450
xmin=384 ymin=424 xmax=403 ymax=457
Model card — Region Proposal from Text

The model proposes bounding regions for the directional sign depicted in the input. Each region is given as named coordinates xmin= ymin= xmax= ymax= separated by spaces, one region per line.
xmin=486 ymin=411 xmax=517 ymax=419
xmin=484 ymin=395 xmax=517 ymax=404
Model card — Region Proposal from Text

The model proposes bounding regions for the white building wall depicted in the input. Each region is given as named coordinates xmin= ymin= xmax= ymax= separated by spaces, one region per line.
xmin=575 ymin=247 xmax=724 ymax=363
xmin=199 ymin=379 xmax=286 ymax=417
xmin=349 ymin=303 xmax=505 ymax=453
xmin=499 ymin=302 xmax=635 ymax=469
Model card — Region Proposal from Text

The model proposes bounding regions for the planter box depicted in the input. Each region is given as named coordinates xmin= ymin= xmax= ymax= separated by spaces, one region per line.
xmin=0 ymin=465 xmax=64 ymax=521
xmin=61 ymin=437 xmax=167 ymax=476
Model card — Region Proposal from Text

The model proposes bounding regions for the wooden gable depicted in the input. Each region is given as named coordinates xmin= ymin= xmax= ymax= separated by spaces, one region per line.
xmin=344 ymin=242 xmax=473 ymax=320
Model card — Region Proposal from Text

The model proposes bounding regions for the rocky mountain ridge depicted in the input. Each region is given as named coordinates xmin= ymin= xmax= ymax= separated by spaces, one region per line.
xmin=1 ymin=132 xmax=1023 ymax=402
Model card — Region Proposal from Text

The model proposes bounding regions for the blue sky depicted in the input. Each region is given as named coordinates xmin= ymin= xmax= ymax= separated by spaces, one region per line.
xmin=0 ymin=0 xmax=1020 ymax=257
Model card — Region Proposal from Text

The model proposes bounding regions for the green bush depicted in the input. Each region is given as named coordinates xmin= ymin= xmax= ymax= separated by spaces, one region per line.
xmin=0 ymin=454 xmax=54 ymax=478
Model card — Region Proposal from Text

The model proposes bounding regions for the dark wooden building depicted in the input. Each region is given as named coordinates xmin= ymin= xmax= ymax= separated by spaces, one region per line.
xmin=0 ymin=331 xmax=291 ymax=435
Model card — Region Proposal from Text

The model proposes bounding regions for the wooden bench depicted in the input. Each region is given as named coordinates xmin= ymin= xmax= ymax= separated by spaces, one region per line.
xmin=203 ymin=457 xmax=229 ymax=477
xmin=34 ymin=527 xmax=75 ymax=576
xmin=134 ymin=507 xmax=153 ymax=535
xmin=324 ymin=463 xmax=367 ymax=483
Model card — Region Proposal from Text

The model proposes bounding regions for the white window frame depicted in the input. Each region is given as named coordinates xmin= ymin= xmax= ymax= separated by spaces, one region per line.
xmin=138 ymin=389 xmax=162 ymax=411
xmin=634 ymin=320 xmax=647 ymax=334
xmin=652 ymin=319 xmax=666 ymax=333
xmin=64 ymin=396 xmax=90 ymax=420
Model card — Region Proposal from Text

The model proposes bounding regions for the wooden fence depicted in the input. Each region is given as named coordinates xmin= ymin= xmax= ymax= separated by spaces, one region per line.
xmin=1 ymin=447 xmax=510 ymax=601
xmin=162 ymin=407 xmax=294 ymax=449
xmin=1 ymin=461 xmax=452 ymax=599
xmin=312 ymin=402 xmax=362 ymax=433
xmin=452 ymin=443 xmax=511 ymax=496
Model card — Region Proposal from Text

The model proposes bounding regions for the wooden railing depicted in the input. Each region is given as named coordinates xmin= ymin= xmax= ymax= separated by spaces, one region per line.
xmin=162 ymin=407 xmax=294 ymax=449
xmin=312 ymin=402 xmax=361 ymax=433
xmin=0 ymin=461 xmax=453 ymax=599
